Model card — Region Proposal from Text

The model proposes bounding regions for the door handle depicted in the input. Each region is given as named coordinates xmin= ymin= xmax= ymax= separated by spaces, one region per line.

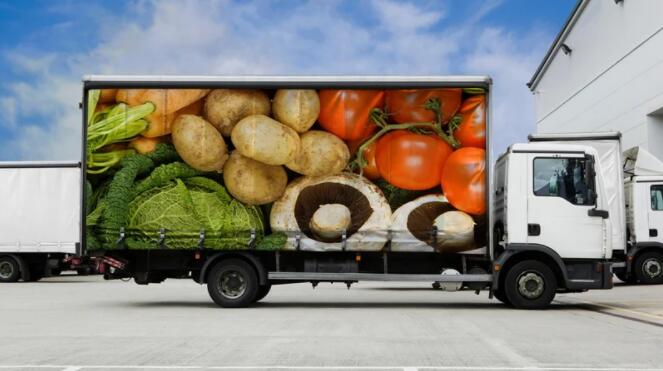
xmin=528 ymin=224 xmax=541 ymax=236
xmin=650 ymin=229 xmax=658 ymax=237
xmin=588 ymin=208 xmax=609 ymax=219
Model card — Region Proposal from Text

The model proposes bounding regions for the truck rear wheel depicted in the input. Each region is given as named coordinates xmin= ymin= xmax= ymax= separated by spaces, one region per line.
xmin=255 ymin=284 xmax=272 ymax=302
xmin=504 ymin=260 xmax=557 ymax=309
xmin=207 ymin=259 xmax=259 ymax=308
xmin=0 ymin=256 xmax=20 ymax=283
xmin=634 ymin=251 xmax=663 ymax=284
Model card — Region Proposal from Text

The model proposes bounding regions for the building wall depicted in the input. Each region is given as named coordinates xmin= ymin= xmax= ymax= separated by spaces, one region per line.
xmin=532 ymin=0 xmax=663 ymax=159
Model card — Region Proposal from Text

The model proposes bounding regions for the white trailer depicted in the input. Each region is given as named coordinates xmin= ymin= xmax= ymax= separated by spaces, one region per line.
xmin=622 ymin=146 xmax=663 ymax=283
xmin=0 ymin=162 xmax=83 ymax=282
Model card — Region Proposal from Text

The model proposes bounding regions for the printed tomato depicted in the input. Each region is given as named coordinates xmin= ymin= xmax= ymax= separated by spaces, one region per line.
xmin=318 ymin=90 xmax=385 ymax=140
xmin=441 ymin=147 xmax=486 ymax=215
xmin=360 ymin=141 xmax=381 ymax=179
xmin=385 ymin=89 xmax=462 ymax=124
xmin=375 ymin=130 xmax=453 ymax=190
xmin=455 ymin=95 xmax=486 ymax=148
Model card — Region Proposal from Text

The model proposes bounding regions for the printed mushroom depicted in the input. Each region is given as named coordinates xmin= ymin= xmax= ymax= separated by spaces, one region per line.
xmin=270 ymin=172 xmax=392 ymax=251
xmin=391 ymin=194 xmax=476 ymax=253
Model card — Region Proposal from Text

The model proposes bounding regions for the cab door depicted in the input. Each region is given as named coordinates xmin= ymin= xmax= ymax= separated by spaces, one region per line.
xmin=648 ymin=184 xmax=663 ymax=243
xmin=526 ymin=154 xmax=607 ymax=259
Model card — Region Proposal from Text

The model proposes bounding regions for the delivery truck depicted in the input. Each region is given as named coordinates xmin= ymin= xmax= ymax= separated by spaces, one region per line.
xmin=529 ymin=133 xmax=663 ymax=285
xmin=0 ymin=76 xmax=615 ymax=309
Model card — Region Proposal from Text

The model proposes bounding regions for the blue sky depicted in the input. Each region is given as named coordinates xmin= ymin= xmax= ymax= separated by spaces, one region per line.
xmin=0 ymin=0 xmax=577 ymax=161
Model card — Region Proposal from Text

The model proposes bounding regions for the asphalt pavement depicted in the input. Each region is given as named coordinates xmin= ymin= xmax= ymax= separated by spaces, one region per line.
xmin=1 ymin=275 xmax=663 ymax=371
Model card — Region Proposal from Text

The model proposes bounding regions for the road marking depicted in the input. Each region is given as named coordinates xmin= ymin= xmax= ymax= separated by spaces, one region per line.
xmin=1 ymin=366 xmax=663 ymax=371
xmin=556 ymin=298 xmax=663 ymax=328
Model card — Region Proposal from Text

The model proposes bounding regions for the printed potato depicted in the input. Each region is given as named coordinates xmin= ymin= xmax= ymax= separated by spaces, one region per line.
xmin=203 ymin=89 xmax=271 ymax=136
xmin=286 ymin=130 xmax=350 ymax=176
xmin=272 ymin=89 xmax=320 ymax=133
xmin=172 ymin=114 xmax=228 ymax=172
xmin=231 ymin=114 xmax=300 ymax=166
xmin=223 ymin=151 xmax=288 ymax=205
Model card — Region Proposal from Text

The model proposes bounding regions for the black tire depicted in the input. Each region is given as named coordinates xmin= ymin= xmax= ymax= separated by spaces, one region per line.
xmin=634 ymin=251 xmax=663 ymax=285
xmin=51 ymin=268 xmax=62 ymax=276
xmin=255 ymin=284 xmax=272 ymax=302
xmin=493 ymin=288 xmax=511 ymax=306
xmin=615 ymin=271 xmax=637 ymax=284
xmin=77 ymin=267 xmax=92 ymax=276
xmin=0 ymin=256 xmax=20 ymax=283
xmin=504 ymin=260 xmax=557 ymax=309
xmin=207 ymin=259 xmax=259 ymax=308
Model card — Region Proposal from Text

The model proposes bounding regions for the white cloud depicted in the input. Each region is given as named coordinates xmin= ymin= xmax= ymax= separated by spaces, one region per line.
xmin=371 ymin=0 xmax=445 ymax=32
xmin=0 ymin=0 xmax=552 ymax=160
xmin=463 ymin=27 xmax=550 ymax=153
xmin=0 ymin=97 xmax=17 ymax=128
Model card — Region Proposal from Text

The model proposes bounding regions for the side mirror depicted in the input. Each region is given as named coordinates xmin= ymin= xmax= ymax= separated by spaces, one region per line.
xmin=587 ymin=188 xmax=597 ymax=204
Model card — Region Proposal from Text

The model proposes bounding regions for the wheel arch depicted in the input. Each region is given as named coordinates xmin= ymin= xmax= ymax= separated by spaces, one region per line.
xmin=628 ymin=242 xmax=663 ymax=271
xmin=199 ymin=252 xmax=267 ymax=286
xmin=493 ymin=244 xmax=567 ymax=291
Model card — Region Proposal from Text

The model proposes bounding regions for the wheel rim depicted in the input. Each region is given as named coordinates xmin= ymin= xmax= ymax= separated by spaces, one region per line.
xmin=0 ymin=261 xmax=15 ymax=279
xmin=517 ymin=271 xmax=545 ymax=299
xmin=219 ymin=270 xmax=247 ymax=299
xmin=642 ymin=258 xmax=663 ymax=279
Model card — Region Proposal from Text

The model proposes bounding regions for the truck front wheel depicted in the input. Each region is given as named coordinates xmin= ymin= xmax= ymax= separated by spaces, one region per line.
xmin=0 ymin=256 xmax=20 ymax=283
xmin=493 ymin=288 xmax=511 ymax=306
xmin=504 ymin=260 xmax=557 ymax=309
xmin=207 ymin=259 xmax=259 ymax=308
xmin=634 ymin=252 xmax=663 ymax=284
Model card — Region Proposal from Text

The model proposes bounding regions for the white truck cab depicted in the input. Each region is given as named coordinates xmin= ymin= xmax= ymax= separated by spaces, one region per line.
xmin=622 ymin=147 xmax=663 ymax=284
xmin=492 ymin=142 xmax=613 ymax=306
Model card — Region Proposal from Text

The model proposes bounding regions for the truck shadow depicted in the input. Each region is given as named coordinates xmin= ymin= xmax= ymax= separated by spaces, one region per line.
xmin=123 ymin=301 xmax=590 ymax=310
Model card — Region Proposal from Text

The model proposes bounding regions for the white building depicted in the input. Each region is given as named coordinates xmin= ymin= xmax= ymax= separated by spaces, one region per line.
xmin=528 ymin=0 xmax=663 ymax=159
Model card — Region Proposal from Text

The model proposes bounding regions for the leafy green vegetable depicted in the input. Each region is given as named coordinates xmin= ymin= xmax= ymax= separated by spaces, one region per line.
xmin=124 ymin=177 xmax=264 ymax=249
xmin=134 ymin=162 xmax=201 ymax=195
xmin=97 ymin=144 xmax=179 ymax=244
xmin=86 ymin=102 xmax=155 ymax=174
xmin=256 ymin=232 xmax=287 ymax=251
xmin=87 ymin=90 xmax=100 ymax=125
xmin=89 ymin=144 xmax=266 ymax=250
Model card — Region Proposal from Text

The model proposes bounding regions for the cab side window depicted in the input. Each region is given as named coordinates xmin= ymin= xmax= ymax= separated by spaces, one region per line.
xmin=533 ymin=157 xmax=595 ymax=206
xmin=651 ymin=185 xmax=663 ymax=211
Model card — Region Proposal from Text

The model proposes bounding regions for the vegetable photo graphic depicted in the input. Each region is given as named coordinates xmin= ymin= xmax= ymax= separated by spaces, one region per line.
xmin=172 ymin=114 xmax=229 ymax=172
xmin=375 ymin=130 xmax=453 ymax=191
xmin=385 ymin=89 xmax=462 ymax=124
xmin=272 ymin=89 xmax=320 ymax=133
xmin=441 ymin=147 xmax=486 ymax=215
xmin=454 ymin=95 xmax=486 ymax=149
xmin=203 ymin=89 xmax=271 ymax=136
xmin=318 ymin=89 xmax=385 ymax=140
xmin=85 ymin=86 xmax=486 ymax=253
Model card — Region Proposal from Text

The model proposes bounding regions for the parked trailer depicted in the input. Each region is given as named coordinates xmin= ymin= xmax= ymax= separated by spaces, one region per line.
xmin=622 ymin=146 xmax=663 ymax=284
xmin=0 ymin=162 xmax=99 ymax=282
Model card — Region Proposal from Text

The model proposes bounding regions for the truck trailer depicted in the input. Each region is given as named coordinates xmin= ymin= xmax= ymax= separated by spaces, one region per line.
xmin=0 ymin=76 xmax=615 ymax=309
